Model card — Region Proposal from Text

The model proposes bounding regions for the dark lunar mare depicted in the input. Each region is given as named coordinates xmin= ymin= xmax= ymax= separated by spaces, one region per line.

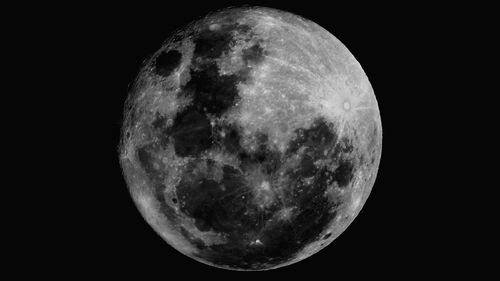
xmin=183 ymin=62 xmax=241 ymax=115
xmin=241 ymin=43 xmax=265 ymax=65
xmin=151 ymin=21 xmax=266 ymax=158
xmin=138 ymin=113 xmax=357 ymax=269
xmin=166 ymin=110 xmax=212 ymax=157
xmin=193 ymin=22 xmax=251 ymax=59
xmin=173 ymin=118 xmax=355 ymax=269
xmin=154 ymin=49 xmax=182 ymax=77
xmin=176 ymin=162 xmax=265 ymax=233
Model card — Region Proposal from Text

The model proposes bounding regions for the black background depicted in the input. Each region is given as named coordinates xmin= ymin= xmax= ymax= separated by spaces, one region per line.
xmin=28 ymin=1 xmax=484 ymax=278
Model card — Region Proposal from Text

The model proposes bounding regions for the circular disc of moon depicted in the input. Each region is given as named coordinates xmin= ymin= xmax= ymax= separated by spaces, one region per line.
xmin=119 ymin=6 xmax=382 ymax=271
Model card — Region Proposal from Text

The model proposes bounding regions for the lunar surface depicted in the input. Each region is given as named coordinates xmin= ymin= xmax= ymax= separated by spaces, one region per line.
xmin=119 ymin=7 xmax=382 ymax=271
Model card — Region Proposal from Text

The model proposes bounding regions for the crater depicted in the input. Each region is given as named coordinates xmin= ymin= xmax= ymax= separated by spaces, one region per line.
xmin=154 ymin=49 xmax=182 ymax=77
xmin=343 ymin=100 xmax=351 ymax=111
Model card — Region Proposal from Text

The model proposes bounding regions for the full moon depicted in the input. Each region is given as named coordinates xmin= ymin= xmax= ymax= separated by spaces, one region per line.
xmin=119 ymin=6 xmax=382 ymax=271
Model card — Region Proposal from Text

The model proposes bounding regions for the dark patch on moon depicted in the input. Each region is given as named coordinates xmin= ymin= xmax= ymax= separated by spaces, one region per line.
xmin=153 ymin=22 xmax=266 ymax=158
xmin=238 ymin=133 xmax=282 ymax=174
xmin=332 ymin=159 xmax=355 ymax=187
xmin=194 ymin=177 xmax=339 ymax=270
xmin=167 ymin=110 xmax=212 ymax=157
xmin=177 ymin=163 xmax=251 ymax=233
xmin=154 ymin=49 xmax=182 ymax=77
xmin=136 ymin=145 xmax=164 ymax=181
xmin=182 ymin=61 xmax=241 ymax=115
xmin=216 ymin=123 xmax=242 ymax=154
xmin=286 ymin=118 xmax=338 ymax=156
xmin=136 ymin=114 xmax=357 ymax=270
xmin=167 ymin=117 xmax=351 ymax=269
xmin=193 ymin=23 xmax=250 ymax=59
xmin=151 ymin=112 xmax=167 ymax=130
xmin=242 ymin=43 xmax=265 ymax=65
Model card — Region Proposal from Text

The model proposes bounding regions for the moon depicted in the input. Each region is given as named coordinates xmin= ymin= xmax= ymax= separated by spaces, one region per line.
xmin=119 ymin=6 xmax=382 ymax=271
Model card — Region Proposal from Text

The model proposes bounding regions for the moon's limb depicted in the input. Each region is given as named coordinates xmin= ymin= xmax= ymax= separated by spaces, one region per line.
xmin=119 ymin=6 xmax=381 ymax=271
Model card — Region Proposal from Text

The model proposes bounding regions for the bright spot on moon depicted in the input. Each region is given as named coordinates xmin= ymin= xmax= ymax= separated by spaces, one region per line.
xmin=343 ymin=100 xmax=351 ymax=111
xmin=209 ymin=23 xmax=221 ymax=30
xmin=261 ymin=181 xmax=270 ymax=191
